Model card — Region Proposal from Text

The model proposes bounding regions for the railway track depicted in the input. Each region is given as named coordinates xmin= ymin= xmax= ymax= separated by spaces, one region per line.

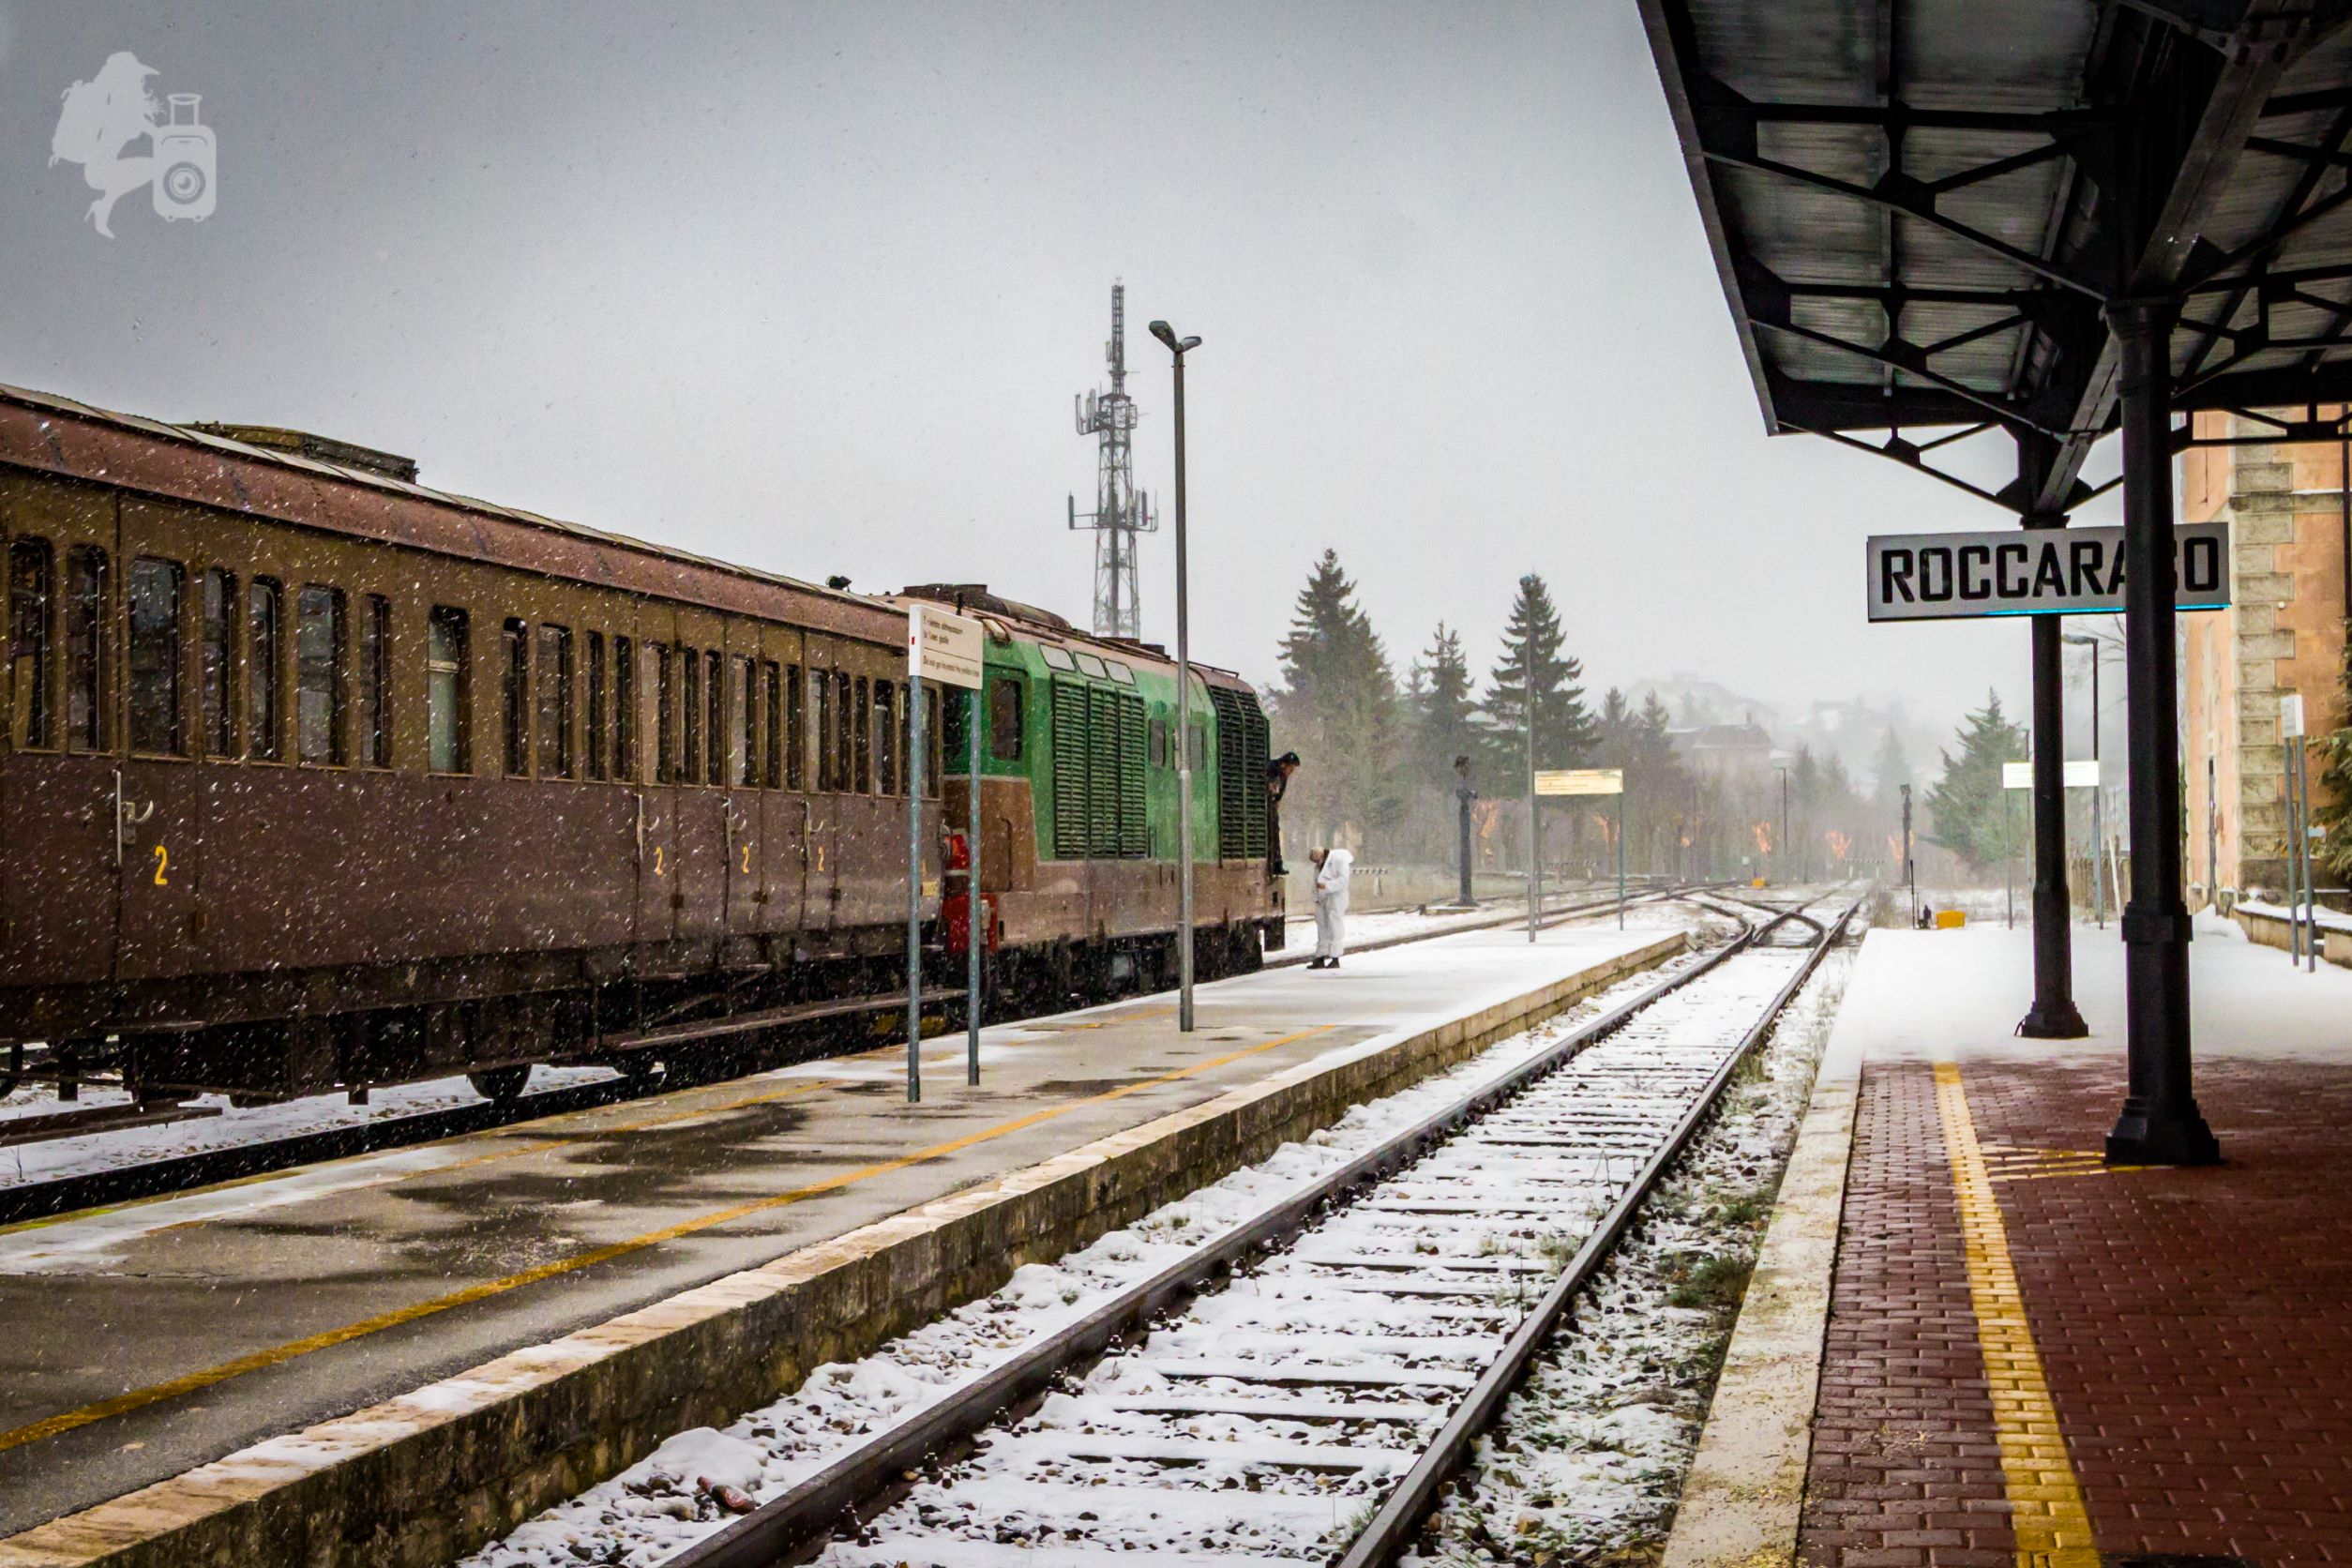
xmin=656 ymin=892 xmax=1856 ymax=1568
xmin=0 ymin=882 xmax=1724 ymax=1229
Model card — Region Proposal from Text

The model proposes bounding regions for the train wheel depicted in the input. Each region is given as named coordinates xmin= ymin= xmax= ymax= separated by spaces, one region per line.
xmin=467 ymin=1065 xmax=532 ymax=1105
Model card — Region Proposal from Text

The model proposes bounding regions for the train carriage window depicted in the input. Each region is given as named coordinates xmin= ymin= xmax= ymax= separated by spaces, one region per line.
xmin=535 ymin=624 xmax=573 ymax=779
xmin=989 ymin=674 xmax=1023 ymax=761
xmin=585 ymin=631 xmax=607 ymax=779
xmin=733 ymin=655 xmax=755 ymax=787
xmin=941 ymin=680 xmax=967 ymax=773
xmin=705 ymin=650 xmax=723 ymax=786
xmin=427 ymin=606 xmax=470 ymax=774
xmin=874 ymin=678 xmax=897 ymax=796
xmin=814 ymin=667 xmax=835 ymax=792
xmin=502 ymin=618 xmax=529 ymax=777
xmin=680 ymin=646 xmax=701 ymax=784
xmin=762 ymin=659 xmax=782 ymax=789
xmin=834 ymin=671 xmax=853 ymax=790
xmin=66 ymin=546 xmax=109 ymax=752
xmin=202 ymin=569 xmax=238 ymax=758
xmin=7 ymin=537 xmax=53 ymax=750
xmin=360 ymin=595 xmax=390 ymax=768
xmin=128 ymin=557 xmax=186 ymax=756
xmin=249 ymin=579 xmax=284 ymax=761
xmin=927 ymin=685 xmax=942 ymax=797
xmin=613 ymin=635 xmax=635 ymax=779
xmin=655 ymin=644 xmax=676 ymax=782
xmin=296 ymin=584 xmax=348 ymax=766
xmin=853 ymin=675 xmax=872 ymax=793
xmin=783 ymin=662 xmax=803 ymax=790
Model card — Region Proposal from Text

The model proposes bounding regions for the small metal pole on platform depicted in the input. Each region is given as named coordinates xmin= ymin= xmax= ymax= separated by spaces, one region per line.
xmin=1901 ymin=783 xmax=1914 ymax=917
xmin=1525 ymin=638 xmax=1538 ymax=942
xmin=1455 ymin=755 xmax=1474 ymax=906
xmin=2004 ymin=788 xmax=2014 ymax=930
xmin=1616 ymin=789 xmax=1625 ymax=929
xmin=969 ymin=679 xmax=983 ymax=1084
xmin=2067 ymin=633 xmax=2105 ymax=928
xmin=907 ymin=664 xmax=925 ymax=1104
xmin=2285 ymin=732 xmax=2302 ymax=963
xmin=2297 ymin=731 xmax=2318 ymax=972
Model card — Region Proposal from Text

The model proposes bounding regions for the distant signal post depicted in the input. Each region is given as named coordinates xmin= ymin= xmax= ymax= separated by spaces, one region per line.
xmin=906 ymin=605 xmax=985 ymax=1103
xmin=1537 ymin=768 xmax=1626 ymax=927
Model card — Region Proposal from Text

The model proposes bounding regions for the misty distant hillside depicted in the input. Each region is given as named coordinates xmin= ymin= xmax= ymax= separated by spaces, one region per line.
xmin=1627 ymin=673 xmax=1949 ymax=792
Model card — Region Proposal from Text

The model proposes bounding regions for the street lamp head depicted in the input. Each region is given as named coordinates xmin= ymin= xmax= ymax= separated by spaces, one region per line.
xmin=1148 ymin=320 xmax=1201 ymax=354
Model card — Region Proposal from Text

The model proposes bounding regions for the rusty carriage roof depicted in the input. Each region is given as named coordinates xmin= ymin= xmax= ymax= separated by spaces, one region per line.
xmin=0 ymin=382 xmax=904 ymax=641
xmin=1640 ymin=0 xmax=2352 ymax=510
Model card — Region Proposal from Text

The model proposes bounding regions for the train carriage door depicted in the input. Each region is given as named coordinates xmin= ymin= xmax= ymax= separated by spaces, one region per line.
xmin=113 ymin=501 xmax=205 ymax=985
xmin=1 ymin=479 xmax=117 ymax=991
xmin=722 ymin=627 xmax=764 ymax=936
xmin=636 ymin=608 xmax=680 ymax=950
xmin=802 ymin=637 xmax=843 ymax=933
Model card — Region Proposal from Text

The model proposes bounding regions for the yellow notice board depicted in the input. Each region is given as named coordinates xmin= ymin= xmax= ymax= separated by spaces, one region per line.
xmin=1534 ymin=768 xmax=1623 ymax=797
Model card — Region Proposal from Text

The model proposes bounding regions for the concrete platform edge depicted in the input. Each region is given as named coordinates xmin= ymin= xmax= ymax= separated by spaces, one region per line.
xmin=1659 ymin=972 xmax=1860 ymax=1568
xmin=0 ymin=933 xmax=1684 ymax=1568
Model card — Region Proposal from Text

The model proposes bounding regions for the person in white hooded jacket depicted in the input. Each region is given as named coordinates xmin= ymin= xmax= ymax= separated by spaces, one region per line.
xmin=1309 ymin=845 xmax=1353 ymax=969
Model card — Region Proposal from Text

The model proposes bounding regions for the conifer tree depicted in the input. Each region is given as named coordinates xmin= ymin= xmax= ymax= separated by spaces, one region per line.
xmin=1923 ymin=690 xmax=2029 ymax=873
xmin=1412 ymin=623 xmax=1480 ymax=798
xmin=1480 ymin=574 xmax=1597 ymax=776
xmin=1871 ymin=726 xmax=1913 ymax=807
xmin=1271 ymin=550 xmax=1404 ymax=851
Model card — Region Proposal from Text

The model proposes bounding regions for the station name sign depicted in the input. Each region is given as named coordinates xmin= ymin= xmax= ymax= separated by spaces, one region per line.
xmin=1865 ymin=521 xmax=2229 ymax=622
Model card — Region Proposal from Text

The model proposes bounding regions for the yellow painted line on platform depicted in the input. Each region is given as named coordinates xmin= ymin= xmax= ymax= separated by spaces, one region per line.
xmin=0 ymin=1022 xmax=1333 ymax=1455
xmin=1934 ymin=1062 xmax=2098 ymax=1568
xmin=0 ymin=1078 xmax=848 ymax=1245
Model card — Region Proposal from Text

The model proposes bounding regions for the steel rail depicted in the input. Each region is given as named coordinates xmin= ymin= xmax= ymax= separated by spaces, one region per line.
xmin=668 ymin=897 xmax=1808 ymax=1568
xmin=1334 ymin=893 xmax=1862 ymax=1568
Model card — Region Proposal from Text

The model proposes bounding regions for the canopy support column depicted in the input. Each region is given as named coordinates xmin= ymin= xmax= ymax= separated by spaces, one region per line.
xmin=2105 ymin=296 xmax=2219 ymax=1166
xmin=2016 ymin=434 xmax=2088 ymax=1040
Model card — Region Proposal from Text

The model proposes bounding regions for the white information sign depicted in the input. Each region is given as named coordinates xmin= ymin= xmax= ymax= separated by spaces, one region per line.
xmin=1865 ymin=521 xmax=2229 ymax=622
xmin=2282 ymin=693 xmax=2306 ymax=739
xmin=907 ymin=605 xmax=984 ymax=689
xmin=2002 ymin=760 xmax=2102 ymax=790
xmin=1534 ymin=767 xmax=1623 ymax=796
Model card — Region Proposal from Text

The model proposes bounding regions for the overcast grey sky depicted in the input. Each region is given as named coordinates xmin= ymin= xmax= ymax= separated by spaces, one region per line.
xmin=0 ymin=2 xmax=2108 ymax=735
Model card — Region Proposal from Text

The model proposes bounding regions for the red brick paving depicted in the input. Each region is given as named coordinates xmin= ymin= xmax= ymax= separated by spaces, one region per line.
xmin=1798 ymin=1054 xmax=2352 ymax=1568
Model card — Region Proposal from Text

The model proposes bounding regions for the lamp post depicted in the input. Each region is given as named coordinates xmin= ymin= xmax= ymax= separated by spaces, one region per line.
xmin=1454 ymin=754 xmax=1475 ymax=906
xmin=2064 ymin=632 xmax=2107 ymax=928
xmin=1777 ymin=764 xmax=1790 ymax=885
xmin=1900 ymin=782 xmax=1914 ymax=918
xmin=1148 ymin=319 xmax=1202 ymax=1032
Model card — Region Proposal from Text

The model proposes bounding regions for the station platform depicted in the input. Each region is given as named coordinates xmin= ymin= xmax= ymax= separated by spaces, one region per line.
xmin=1671 ymin=918 xmax=2352 ymax=1568
xmin=0 ymin=917 xmax=1686 ymax=1567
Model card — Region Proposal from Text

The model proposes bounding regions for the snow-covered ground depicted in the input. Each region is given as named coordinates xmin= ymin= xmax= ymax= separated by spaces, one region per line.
xmin=1408 ymin=937 xmax=1854 ymax=1565
xmin=457 ymin=947 xmax=1739 ymax=1568
xmin=0 ymin=1065 xmax=618 ymax=1188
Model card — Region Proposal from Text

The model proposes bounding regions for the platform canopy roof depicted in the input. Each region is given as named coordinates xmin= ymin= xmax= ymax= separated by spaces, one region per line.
xmin=1641 ymin=0 xmax=2352 ymax=511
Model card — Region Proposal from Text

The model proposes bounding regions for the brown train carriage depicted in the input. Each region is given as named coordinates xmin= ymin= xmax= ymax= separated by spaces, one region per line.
xmin=0 ymin=385 xmax=941 ymax=1104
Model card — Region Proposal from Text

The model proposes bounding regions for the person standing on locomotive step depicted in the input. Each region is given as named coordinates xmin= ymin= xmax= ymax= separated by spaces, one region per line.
xmin=1309 ymin=844 xmax=1353 ymax=970
xmin=1266 ymin=752 xmax=1302 ymax=876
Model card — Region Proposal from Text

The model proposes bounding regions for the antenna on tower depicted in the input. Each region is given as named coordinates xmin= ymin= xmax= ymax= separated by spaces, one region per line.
xmin=1069 ymin=281 xmax=1157 ymax=639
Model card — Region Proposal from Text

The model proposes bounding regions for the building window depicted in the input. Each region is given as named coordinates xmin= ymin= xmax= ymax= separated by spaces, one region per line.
xmin=428 ymin=606 xmax=469 ymax=774
xmin=7 ymin=537 xmax=52 ymax=750
xmin=502 ymin=618 xmax=529 ymax=776
xmin=585 ymin=630 xmax=607 ymax=780
xmin=989 ymin=675 xmax=1023 ymax=761
xmin=249 ymin=578 xmax=283 ymax=761
xmin=66 ymin=546 xmax=109 ymax=753
xmin=852 ymin=675 xmax=872 ymax=792
xmin=613 ymin=634 xmax=636 ymax=780
xmin=202 ymin=568 xmax=238 ymax=759
xmin=655 ymin=643 xmax=675 ymax=782
xmin=763 ymin=659 xmax=783 ymax=790
xmin=128 ymin=556 xmax=185 ymax=756
xmin=536 ymin=623 xmax=573 ymax=779
xmin=296 ymin=584 xmax=347 ymax=766
xmin=784 ymin=662 xmax=804 ymax=791
xmin=360 ymin=595 xmax=391 ymax=767
xmin=680 ymin=645 xmax=701 ymax=784
xmin=874 ymin=678 xmax=897 ymax=795
xmin=704 ymin=649 xmax=723 ymax=786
